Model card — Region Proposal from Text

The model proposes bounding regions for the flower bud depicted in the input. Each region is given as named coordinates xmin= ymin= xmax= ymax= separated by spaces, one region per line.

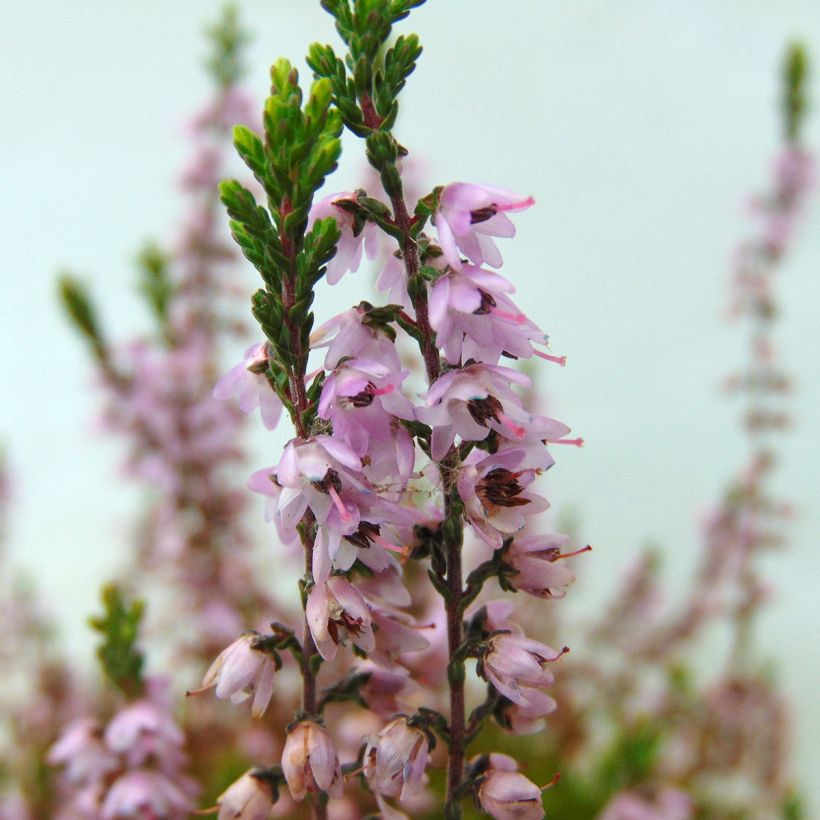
xmin=477 ymin=754 xmax=544 ymax=820
xmin=364 ymin=717 xmax=429 ymax=799
xmin=216 ymin=770 xmax=275 ymax=820
xmin=189 ymin=632 xmax=278 ymax=718
xmin=281 ymin=721 xmax=342 ymax=802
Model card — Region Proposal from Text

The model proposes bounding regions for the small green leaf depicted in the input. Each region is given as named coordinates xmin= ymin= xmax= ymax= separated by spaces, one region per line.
xmin=88 ymin=584 xmax=145 ymax=695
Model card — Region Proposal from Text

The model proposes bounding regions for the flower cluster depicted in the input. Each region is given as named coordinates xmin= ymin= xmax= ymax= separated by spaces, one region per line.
xmin=203 ymin=11 xmax=583 ymax=808
xmin=48 ymin=679 xmax=196 ymax=819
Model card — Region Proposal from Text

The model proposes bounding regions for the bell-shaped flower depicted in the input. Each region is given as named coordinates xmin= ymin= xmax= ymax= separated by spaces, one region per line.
xmin=369 ymin=605 xmax=431 ymax=668
xmin=495 ymin=689 xmax=557 ymax=735
xmin=104 ymin=697 xmax=186 ymax=769
xmin=355 ymin=559 xmax=412 ymax=607
xmin=249 ymin=436 xmax=415 ymax=582
xmin=318 ymin=358 xmax=416 ymax=484
xmin=419 ymin=363 xmax=570 ymax=460
xmin=359 ymin=663 xmax=416 ymax=719
xmin=428 ymin=265 xmax=548 ymax=365
xmin=364 ymin=717 xmax=430 ymax=800
xmin=375 ymin=251 xmax=412 ymax=308
xmin=433 ymin=182 xmax=534 ymax=271
xmin=306 ymin=576 xmax=375 ymax=661
xmin=100 ymin=769 xmax=193 ymax=819
xmin=189 ymin=631 xmax=278 ymax=718
xmin=476 ymin=754 xmax=545 ymax=820
xmin=503 ymin=533 xmax=584 ymax=599
xmin=480 ymin=632 xmax=565 ymax=709
xmin=309 ymin=191 xmax=380 ymax=285
xmin=457 ymin=443 xmax=553 ymax=549
xmin=311 ymin=303 xmax=402 ymax=371
xmin=215 ymin=770 xmax=275 ymax=820
xmin=281 ymin=720 xmax=343 ymax=801
xmin=47 ymin=718 xmax=117 ymax=785
xmin=599 ymin=787 xmax=693 ymax=820
xmin=213 ymin=342 xmax=283 ymax=430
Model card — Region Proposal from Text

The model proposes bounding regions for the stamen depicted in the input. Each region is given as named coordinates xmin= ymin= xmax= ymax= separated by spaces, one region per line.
xmin=496 ymin=410 xmax=526 ymax=439
xmin=489 ymin=305 xmax=527 ymax=324
xmin=545 ymin=437 xmax=584 ymax=447
xmin=185 ymin=685 xmax=212 ymax=698
xmin=192 ymin=808 xmax=219 ymax=817
xmin=371 ymin=532 xmax=411 ymax=556
xmin=541 ymin=772 xmax=561 ymax=792
xmin=547 ymin=646 xmax=570 ymax=662
xmin=327 ymin=485 xmax=352 ymax=522
xmin=534 ymin=349 xmax=567 ymax=366
xmin=551 ymin=544 xmax=592 ymax=561
xmin=344 ymin=764 xmax=366 ymax=780
xmin=369 ymin=383 xmax=396 ymax=397
xmin=495 ymin=195 xmax=535 ymax=212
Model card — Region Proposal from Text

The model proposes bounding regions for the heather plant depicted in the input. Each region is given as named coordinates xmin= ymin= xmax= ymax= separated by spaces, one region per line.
xmin=191 ymin=1 xmax=583 ymax=817
xmin=492 ymin=44 xmax=813 ymax=820
xmin=48 ymin=586 xmax=198 ymax=818
xmin=0 ymin=463 xmax=84 ymax=819
xmin=57 ymin=7 xmax=277 ymax=666
xmin=31 ymin=5 xmax=816 ymax=820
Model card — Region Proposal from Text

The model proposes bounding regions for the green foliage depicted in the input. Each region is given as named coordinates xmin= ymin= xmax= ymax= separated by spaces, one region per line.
xmin=784 ymin=42 xmax=809 ymax=142
xmin=308 ymin=0 xmax=424 ymax=135
xmin=88 ymin=584 xmax=145 ymax=695
xmin=57 ymin=274 xmax=106 ymax=360
xmin=594 ymin=722 xmax=662 ymax=796
xmin=782 ymin=792 xmax=806 ymax=820
xmin=136 ymin=242 xmax=174 ymax=332
xmin=222 ymin=59 xmax=343 ymax=406
xmin=205 ymin=4 xmax=249 ymax=88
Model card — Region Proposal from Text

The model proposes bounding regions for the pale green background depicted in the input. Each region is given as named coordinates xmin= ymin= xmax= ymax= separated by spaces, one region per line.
xmin=2 ymin=0 xmax=819 ymax=812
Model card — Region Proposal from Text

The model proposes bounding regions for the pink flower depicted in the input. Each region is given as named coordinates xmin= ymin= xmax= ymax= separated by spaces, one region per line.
xmin=433 ymin=182 xmax=534 ymax=271
xmin=481 ymin=633 xmax=564 ymax=708
xmin=188 ymin=86 xmax=255 ymax=134
xmin=281 ymin=721 xmax=343 ymax=801
xmin=310 ymin=304 xmax=403 ymax=371
xmin=476 ymin=754 xmax=544 ymax=820
xmin=427 ymin=265 xmax=548 ymax=365
xmin=309 ymin=192 xmax=380 ymax=284
xmin=213 ymin=342 xmax=283 ymax=430
xmin=306 ymin=576 xmax=375 ymax=661
xmin=359 ymin=663 xmax=415 ymax=718
xmin=100 ymin=769 xmax=192 ymax=819
xmin=503 ymin=533 xmax=584 ymax=599
xmin=191 ymin=631 xmax=278 ymax=718
xmin=375 ymin=252 xmax=411 ymax=308
xmin=355 ymin=560 xmax=412 ymax=606
xmin=418 ymin=363 xmax=569 ymax=460
xmin=47 ymin=718 xmax=117 ymax=785
xmin=364 ymin=717 xmax=430 ymax=799
xmin=215 ymin=770 xmax=275 ymax=820
xmin=249 ymin=436 xmax=415 ymax=582
xmin=104 ymin=695 xmax=186 ymax=769
xmin=369 ymin=606 xmax=430 ymax=667
xmin=318 ymin=358 xmax=416 ymax=483
xmin=457 ymin=444 xmax=553 ymax=549
xmin=599 ymin=787 xmax=692 ymax=820
xmin=495 ymin=689 xmax=557 ymax=735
